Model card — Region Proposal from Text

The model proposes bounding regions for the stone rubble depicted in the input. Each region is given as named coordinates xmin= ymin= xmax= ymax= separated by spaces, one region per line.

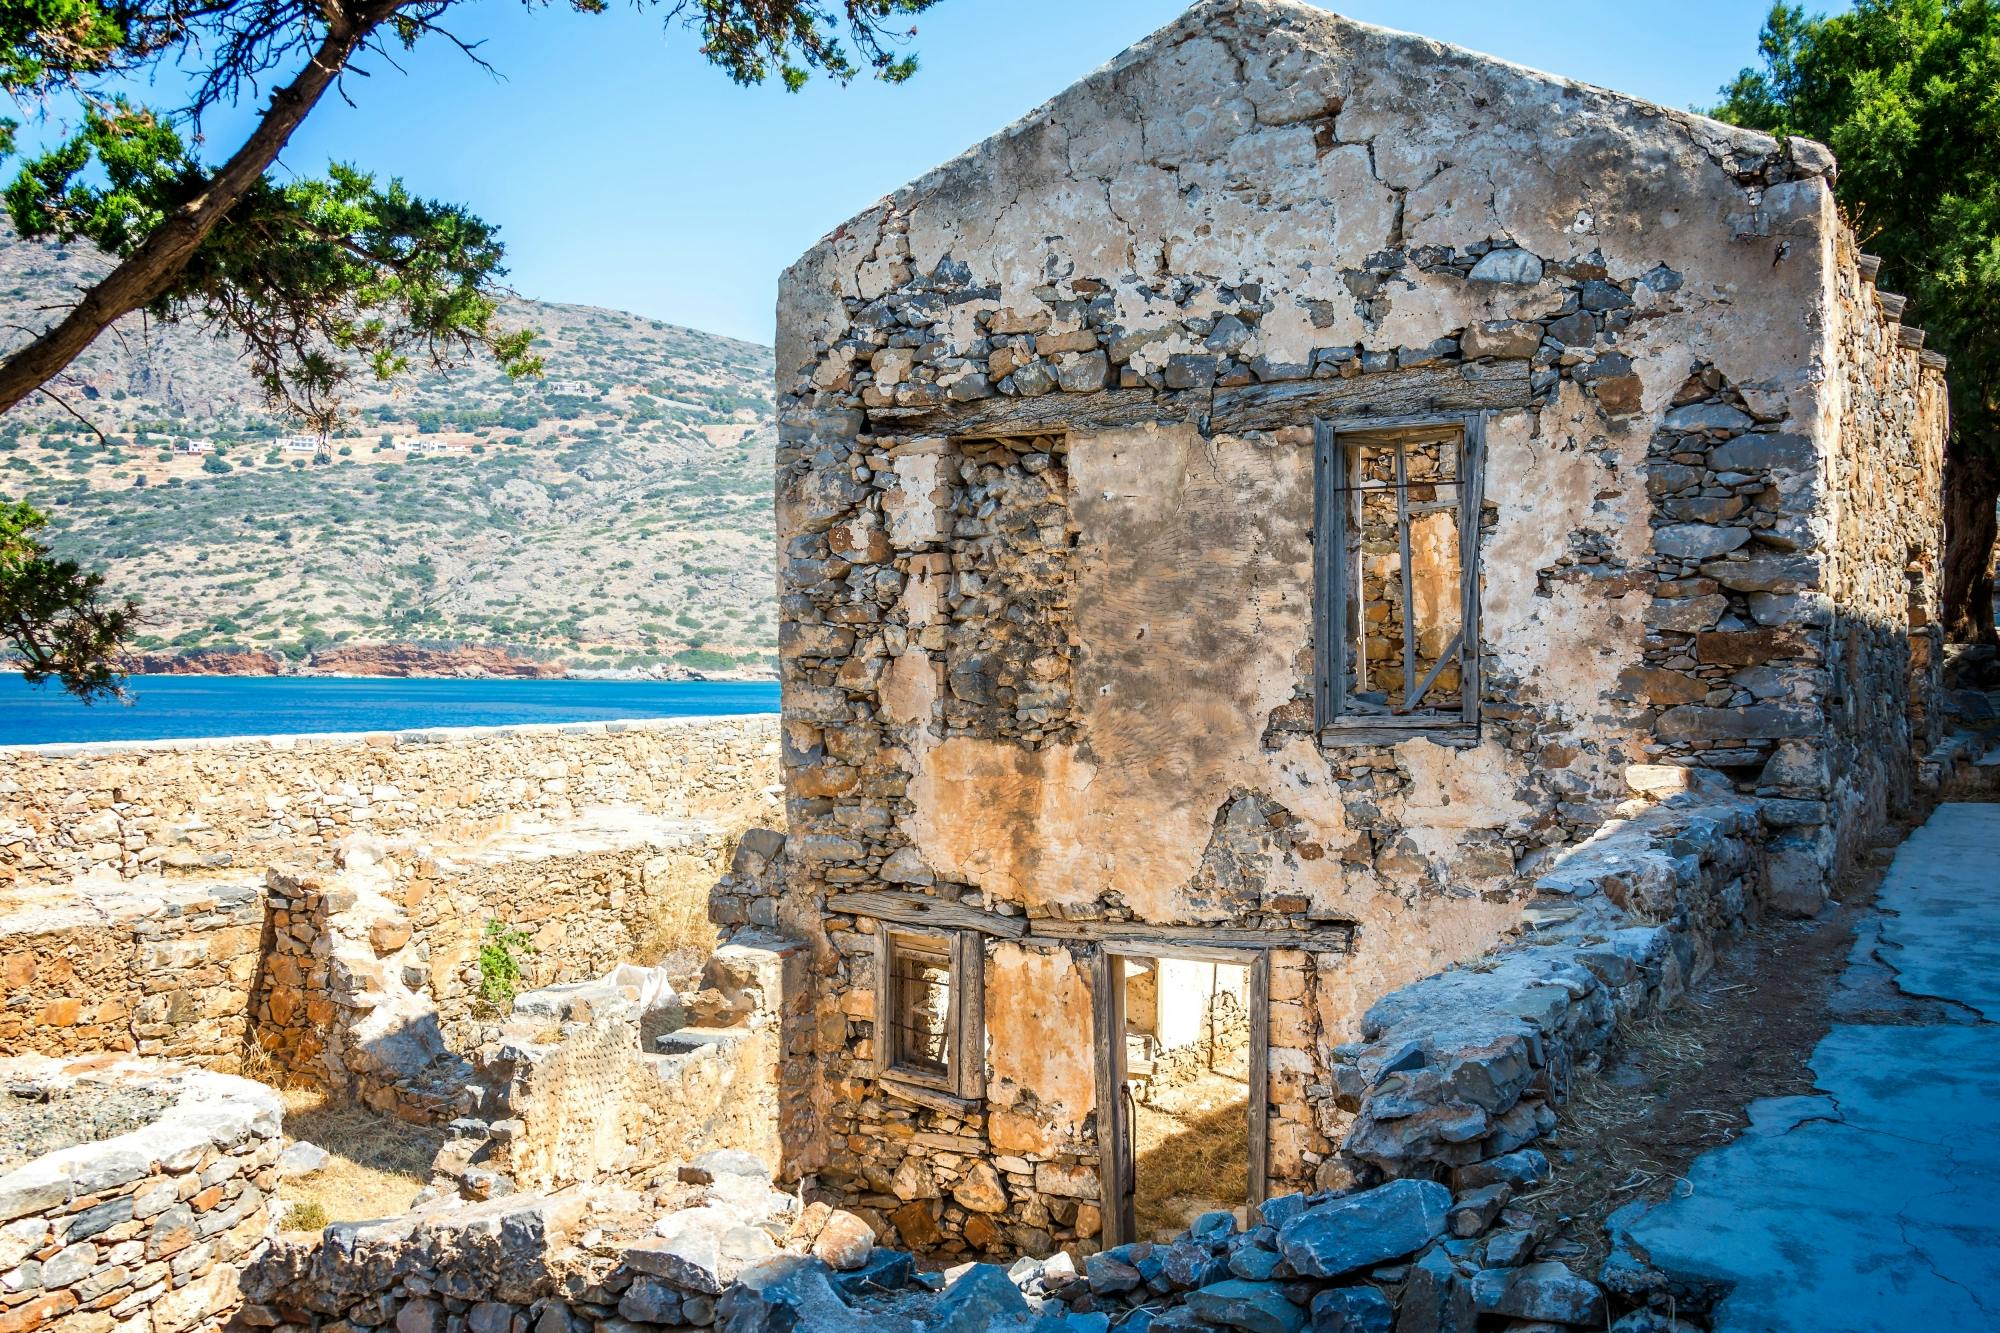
xmin=0 ymin=1056 xmax=281 ymax=1333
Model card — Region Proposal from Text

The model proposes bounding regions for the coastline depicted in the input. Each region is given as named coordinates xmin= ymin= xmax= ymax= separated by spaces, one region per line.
xmin=1 ymin=657 xmax=779 ymax=685
xmin=0 ymin=675 xmax=782 ymax=747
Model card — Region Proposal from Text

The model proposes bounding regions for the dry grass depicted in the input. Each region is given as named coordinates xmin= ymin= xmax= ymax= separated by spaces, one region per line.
xmin=276 ymin=1087 xmax=444 ymax=1228
xmin=1132 ymin=1070 xmax=1252 ymax=1242
xmin=630 ymin=840 xmax=728 ymax=968
xmin=1535 ymin=1006 xmax=1728 ymax=1216
xmin=1532 ymin=906 xmax=1867 ymax=1274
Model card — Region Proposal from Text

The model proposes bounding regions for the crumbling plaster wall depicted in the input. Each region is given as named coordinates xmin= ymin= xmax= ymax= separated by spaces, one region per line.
xmin=775 ymin=0 xmax=1945 ymax=1255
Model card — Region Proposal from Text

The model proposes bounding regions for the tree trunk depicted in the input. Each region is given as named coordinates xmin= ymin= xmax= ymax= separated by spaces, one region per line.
xmin=1941 ymin=436 xmax=2000 ymax=645
xmin=0 ymin=9 xmax=387 ymax=415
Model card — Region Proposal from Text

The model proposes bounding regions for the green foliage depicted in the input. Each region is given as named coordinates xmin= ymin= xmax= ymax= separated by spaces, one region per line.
xmin=0 ymin=498 xmax=136 ymax=700
xmin=0 ymin=0 xmax=945 ymax=426
xmin=284 ymin=1200 xmax=330 ymax=1232
xmin=0 ymin=0 xmax=135 ymax=96
xmin=1713 ymin=0 xmax=2000 ymax=461
xmin=476 ymin=918 xmax=535 ymax=1011
xmin=7 ymin=108 xmax=542 ymax=430
xmin=672 ymin=647 xmax=736 ymax=670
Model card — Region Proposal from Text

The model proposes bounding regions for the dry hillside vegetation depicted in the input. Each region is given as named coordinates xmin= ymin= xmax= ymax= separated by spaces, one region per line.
xmin=0 ymin=226 xmax=777 ymax=674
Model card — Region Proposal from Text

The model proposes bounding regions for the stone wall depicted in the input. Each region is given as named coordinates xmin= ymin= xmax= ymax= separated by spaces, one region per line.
xmin=0 ymin=717 xmax=779 ymax=889
xmin=773 ymin=0 xmax=1948 ymax=1255
xmin=0 ymin=1057 xmax=281 ymax=1333
xmin=249 ymin=806 xmax=754 ymax=1120
xmin=0 ymin=880 xmax=263 ymax=1067
xmin=0 ymin=718 xmax=784 ymax=1123
xmin=249 ymin=817 xmax=775 ymax=1123
xmin=240 ymin=1155 xmax=891 ymax=1333
xmin=1328 ymin=774 xmax=1772 ymax=1179
xmin=431 ymin=931 xmax=805 ymax=1201
xmin=1817 ymin=239 xmax=1951 ymax=874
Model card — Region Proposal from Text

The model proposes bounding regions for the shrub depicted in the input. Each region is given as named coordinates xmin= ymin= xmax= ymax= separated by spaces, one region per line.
xmin=476 ymin=919 xmax=535 ymax=1012
xmin=284 ymin=1200 xmax=330 ymax=1232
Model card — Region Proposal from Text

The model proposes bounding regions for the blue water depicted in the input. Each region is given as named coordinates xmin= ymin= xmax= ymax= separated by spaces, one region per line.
xmin=0 ymin=675 xmax=780 ymax=745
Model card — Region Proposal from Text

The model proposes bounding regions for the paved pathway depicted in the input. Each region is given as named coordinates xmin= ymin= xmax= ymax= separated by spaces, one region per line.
xmin=1617 ymin=803 xmax=2000 ymax=1332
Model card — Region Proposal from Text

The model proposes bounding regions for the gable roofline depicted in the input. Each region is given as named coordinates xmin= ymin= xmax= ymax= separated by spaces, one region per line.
xmin=786 ymin=0 xmax=1793 ymax=273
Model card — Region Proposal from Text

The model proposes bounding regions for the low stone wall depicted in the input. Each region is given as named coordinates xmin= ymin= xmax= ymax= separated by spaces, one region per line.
xmin=0 ymin=716 xmax=780 ymax=888
xmin=1323 ymin=772 xmax=1779 ymax=1181
xmin=239 ymin=1154 xmax=889 ymax=1333
xmin=0 ymin=880 xmax=263 ymax=1067
xmin=0 ymin=719 xmax=782 ymax=1113
xmin=0 ymin=1056 xmax=281 ymax=1333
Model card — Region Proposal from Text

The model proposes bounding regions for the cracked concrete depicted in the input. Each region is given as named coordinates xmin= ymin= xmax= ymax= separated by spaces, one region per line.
xmin=1618 ymin=803 xmax=2000 ymax=1331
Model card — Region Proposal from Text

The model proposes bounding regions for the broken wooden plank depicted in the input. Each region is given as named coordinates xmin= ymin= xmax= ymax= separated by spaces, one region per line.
xmin=867 ymin=386 xmax=1196 ymax=438
xmin=826 ymin=889 xmax=1030 ymax=939
xmin=1029 ymin=918 xmax=1356 ymax=954
xmin=1209 ymin=362 xmax=1533 ymax=434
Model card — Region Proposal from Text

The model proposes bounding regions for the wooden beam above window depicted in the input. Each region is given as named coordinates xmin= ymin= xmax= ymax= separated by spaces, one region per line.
xmin=863 ymin=361 xmax=1532 ymax=440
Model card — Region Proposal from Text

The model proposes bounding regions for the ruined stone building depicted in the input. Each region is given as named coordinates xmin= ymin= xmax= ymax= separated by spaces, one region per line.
xmin=772 ymin=0 xmax=1948 ymax=1255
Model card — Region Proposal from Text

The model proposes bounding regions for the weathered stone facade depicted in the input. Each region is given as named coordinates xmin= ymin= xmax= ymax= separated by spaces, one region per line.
xmin=774 ymin=0 xmax=1948 ymax=1255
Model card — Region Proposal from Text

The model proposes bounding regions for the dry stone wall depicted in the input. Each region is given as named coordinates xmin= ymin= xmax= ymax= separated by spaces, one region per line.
xmin=0 ymin=880 xmax=263 ymax=1067
xmin=0 ymin=720 xmax=783 ymax=1124
xmin=774 ymin=0 xmax=1948 ymax=1255
xmin=1817 ymin=240 xmax=1952 ymax=874
xmin=1328 ymin=776 xmax=1773 ymax=1179
xmin=0 ymin=718 xmax=778 ymax=889
xmin=433 ymin=933 xmax=804 ymax=1202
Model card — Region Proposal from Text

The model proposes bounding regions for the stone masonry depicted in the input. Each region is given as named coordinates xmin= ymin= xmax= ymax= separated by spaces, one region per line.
xmin=0 ymin=717 xmax=778 ymax=889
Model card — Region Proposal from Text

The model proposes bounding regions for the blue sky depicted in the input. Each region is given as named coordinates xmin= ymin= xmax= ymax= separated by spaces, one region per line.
xmin=70 ymin=1 xmax=1807 ymax=345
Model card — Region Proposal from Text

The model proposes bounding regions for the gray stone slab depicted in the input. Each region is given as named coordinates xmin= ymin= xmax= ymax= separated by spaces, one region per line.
xmin=1872 ymin=803 xmax=2000 ymax=1020
xmin=1620 ymin=803 xmax=2000 ymax=1332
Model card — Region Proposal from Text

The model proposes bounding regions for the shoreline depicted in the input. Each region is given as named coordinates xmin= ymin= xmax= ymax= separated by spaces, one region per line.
xmin=2 ymin=667 xmax=780 ymax=685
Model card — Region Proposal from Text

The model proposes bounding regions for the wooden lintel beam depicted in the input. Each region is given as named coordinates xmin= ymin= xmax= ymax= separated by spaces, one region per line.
xmin=825 ymin=889 xmax=1029 ymax=939
xmin=827 ymin=892 xmax=1356 ymax=953
xmin=863 ymin=362 xmax=1533 ymax=442
xmin=1207 ymin=361 xmax=1532 ymax=435
xmin=1027 ymin=919 xmax=1355 ymax=955
xmin=867 ymin=386 xmax=1196 ymax=438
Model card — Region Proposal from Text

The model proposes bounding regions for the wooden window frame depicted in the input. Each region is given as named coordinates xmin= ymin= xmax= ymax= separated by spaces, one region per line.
xmin=1313 ymin=413 xmax=1486 ymax=745
xmin=873 ymin=926 xmax=985 ymax=1105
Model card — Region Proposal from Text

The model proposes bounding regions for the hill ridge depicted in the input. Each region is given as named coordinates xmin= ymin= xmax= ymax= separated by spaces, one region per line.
xmin=0 ymin=225 xmax=779 ymax=678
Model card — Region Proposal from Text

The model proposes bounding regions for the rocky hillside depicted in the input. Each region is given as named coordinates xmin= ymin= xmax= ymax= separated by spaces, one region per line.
xmin=0 ymin=226 xmax=777 ymax=676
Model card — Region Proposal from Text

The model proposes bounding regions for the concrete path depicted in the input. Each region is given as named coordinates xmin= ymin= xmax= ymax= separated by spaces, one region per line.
xmin=1618 ymin=803 xmax=2000 ymax=1333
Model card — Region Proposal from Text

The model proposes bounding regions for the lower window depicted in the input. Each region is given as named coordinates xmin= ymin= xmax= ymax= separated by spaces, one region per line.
xmin=875 ymin=927 xmax=984 ymax=1101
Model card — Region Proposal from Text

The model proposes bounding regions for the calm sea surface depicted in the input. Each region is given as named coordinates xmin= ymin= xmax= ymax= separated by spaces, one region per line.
xmin=0 ymin=675 xmax=780 ymax=745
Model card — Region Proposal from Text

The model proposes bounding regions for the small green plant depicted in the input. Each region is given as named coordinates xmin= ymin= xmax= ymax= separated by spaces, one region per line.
xmin=476 ymin=919 xmax=535 ymax=1012
xmin=284 ymin=1199 xmax=330 ymax=1232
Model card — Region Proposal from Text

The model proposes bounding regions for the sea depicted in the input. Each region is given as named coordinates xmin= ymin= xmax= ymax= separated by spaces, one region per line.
xmin=0 ymin=675 xmax=781 ymax=746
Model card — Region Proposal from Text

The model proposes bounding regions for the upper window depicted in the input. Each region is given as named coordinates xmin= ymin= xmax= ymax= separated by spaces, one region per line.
xmin=875 ymin=927 xmax=984 ymax=1102
xmin=1314 ymin=418 xmax=1484 ymax=739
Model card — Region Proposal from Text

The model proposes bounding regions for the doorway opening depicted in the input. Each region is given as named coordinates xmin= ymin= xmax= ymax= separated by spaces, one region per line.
xmin=1096 ymin=946 xmax=1269 ymax=1247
